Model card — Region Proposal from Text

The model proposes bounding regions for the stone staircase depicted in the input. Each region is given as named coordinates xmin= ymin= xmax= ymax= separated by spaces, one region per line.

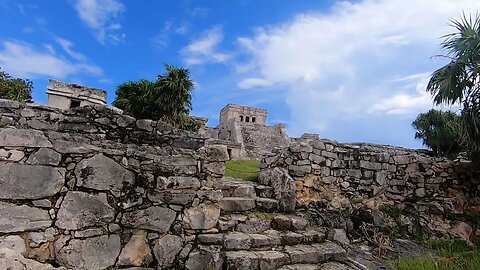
xmin=216 ymin=178 xmax=279 ymax=213
xmin=207 ymin=178 xmax=349 ymax=270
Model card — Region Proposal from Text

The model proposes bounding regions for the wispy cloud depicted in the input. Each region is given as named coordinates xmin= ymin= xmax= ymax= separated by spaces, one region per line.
xmin=72 ymin=0 xmax=125 ymax=45
xmin=236 ymin=0 xmax=480 ymax=142
xmin=181 ymin=26 xmax=230 ymax=65
xmin=53 ymin=37 xmax=87 ymax=62
xmin=0 ymin=40 xmax=102 ymax=79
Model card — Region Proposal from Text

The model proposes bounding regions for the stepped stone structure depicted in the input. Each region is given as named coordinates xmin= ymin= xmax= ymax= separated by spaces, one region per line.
xmin=204 ymin=104 xmax=290 ymax=160
xmin=261 ymin=135 xmax=480 ymax=245
xmin=47 ymin=80 xmax=107 ymax=110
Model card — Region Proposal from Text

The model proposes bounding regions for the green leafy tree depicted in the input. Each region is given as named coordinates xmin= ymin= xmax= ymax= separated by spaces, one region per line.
xmin=412 ymin=109 xmax=462 ymax=158
xmin=113 ymin=64 xmax=198 ymax=131
xmin=426 ymin=14 xmax=480 ymax=155
xmin=0 ymin=69 xmax=33 ymax=102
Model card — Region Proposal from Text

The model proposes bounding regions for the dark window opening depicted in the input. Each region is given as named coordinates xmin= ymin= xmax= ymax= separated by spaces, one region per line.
xmin=70 ymin=99 xmax=81 ymax=108
xmin=252 ymin=117 xmax=256 ymax=123
xmin=227 ymin=149 xmax=232 ymax=160
xmin=245 ymin=116 xmax=250 ymax=122
xmin=240 ymin=115 xmax=243 ymax=122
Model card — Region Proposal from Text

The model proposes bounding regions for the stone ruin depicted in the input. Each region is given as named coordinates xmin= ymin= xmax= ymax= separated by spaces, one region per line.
xmin=46 ymin=80 xmax=107 ymax=110
xmin=0 ymin=80 xmax=479 ymax=269
xmin=204 ymin=104 xmax=290 ymax=160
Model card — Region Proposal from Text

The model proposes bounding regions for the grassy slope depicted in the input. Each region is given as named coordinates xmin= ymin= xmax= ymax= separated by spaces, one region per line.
xmin=224 ymin=160 xmax=260 ymax=181
xmin=392 ymin=239 xmax=480 ymax=270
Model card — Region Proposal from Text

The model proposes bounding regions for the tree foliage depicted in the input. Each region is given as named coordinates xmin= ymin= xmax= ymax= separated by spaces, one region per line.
xmin=426 ymin=13 xmax=480 ymax=157
xmin=113 ymin=64 xmax=199 ymax=131
xmin=412 ymin=109 xmax=462 ymax=158
xmin=0 ymin=68 xmax=33 ymax=102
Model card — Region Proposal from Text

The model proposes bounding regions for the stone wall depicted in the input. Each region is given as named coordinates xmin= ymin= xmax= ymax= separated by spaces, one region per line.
xmin=241 ymin=123 xmax=290 ymax=159
xmin=0 ymin=99 xmax=228 ymax=269
xmin=260 ymin=136 xmax=480 ymax=243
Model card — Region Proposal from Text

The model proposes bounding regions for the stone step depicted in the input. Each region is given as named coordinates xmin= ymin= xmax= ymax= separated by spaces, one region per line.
xmin=214 ymin=177 xmax=274 ymax=199
xmin=218 ymin=213 xmax=311 ymax=233
xmin=220 ymin=197 xmax=256 ymax=212
xmin=197 ymin=229 xmax=326 ymax=251
xmin=279 ymin=262 xmax=350 ymax=270
xmin=219 ymin=197 xmax=279 ymax=213
xmin=224 ymin=241 xmax=346 ymax=270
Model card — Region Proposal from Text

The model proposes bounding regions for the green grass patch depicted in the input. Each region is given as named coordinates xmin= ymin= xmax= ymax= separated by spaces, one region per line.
xmin=245 ymin=210 xmax=275 ymax=220
xmin=392 ymin=239 xmax=480 ymax=270
xmin=224 ymin=160 xmax=260 ymax=181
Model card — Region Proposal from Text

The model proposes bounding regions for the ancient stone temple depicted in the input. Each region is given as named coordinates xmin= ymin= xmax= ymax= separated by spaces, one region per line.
xmin=46 ymin=80 xmax=107 ymax=110
xmin=204 ymin=104 xmax=290 ymax=160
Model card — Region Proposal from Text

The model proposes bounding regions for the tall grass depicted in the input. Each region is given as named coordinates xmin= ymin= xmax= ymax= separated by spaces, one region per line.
xmin=392 ymin=239 xmax=480 ymax=270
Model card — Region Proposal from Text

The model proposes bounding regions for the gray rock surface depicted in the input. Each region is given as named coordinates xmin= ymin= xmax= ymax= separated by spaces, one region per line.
xmin=117 ymin=230 xmax=153 ymax=267
xmin=75 ymin=153 xmax=135 ymax=196
xmin=56 ymin=235 xmax=121 ymax=270
xmin=185 ymin=245 xmax=223 ymax=270
xmin=258 ymin=167 xmax=296 ymax=212
xmin=183 ymin=203 xmax=220 ymax=230
xmin=27 ymin=148 xmax=62 ymax=166
xmin=153 ymin=234 xmax=183 ymax=268
xmin=0 ymin=128 xmax=52 ymax=147
xmin=122 ymin=206 xmax=176 ymax=233
xmin=0 ymin=163 xmax=65 ymax=199
xmin=0 ymin=202 xmax=51 ymax=233
xmin=56 ymin=191 xmax=114 ymax=230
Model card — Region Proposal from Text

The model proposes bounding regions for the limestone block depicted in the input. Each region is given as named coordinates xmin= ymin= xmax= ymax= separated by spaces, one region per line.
xmin=117 ymin=230 xmax=153 ymax=267
xmin=256 ymin=250 xmax=290 ymax=269
xmin=0 ymin=248 xmax=66 ymax=270
xmin=0 ymin=149 xmax=24 ymax=161
xmin=185 ymin=245 xmax=223 ymax=270
xmin=183 ymin=203 xmax=220 ymax=230
xmin=153 ymin=234 xmax=183 ymax=268
xmin=0 ymin=163 xmax=65 ymax=199
xmin=75 ymin=153 xmax=135 ymax=196
xmin=0 ymin=235 xmax=26 ymax=254
xmin=122 ymin=206 xmax=176 ymax=233
xmin=0 ymin=128 xmax=52 ymax=147
xmin=55 ymin=235 xmax=121 ymax=269
xmin=259 ymin=167 xmax=296 ymax=212
xmin=56 ymin=191 xmax=114 ymax=230
xmin=27 ymin=148 xmax=62 ymax=166
xmin=0 ymin=202 xmax=51 ymax=233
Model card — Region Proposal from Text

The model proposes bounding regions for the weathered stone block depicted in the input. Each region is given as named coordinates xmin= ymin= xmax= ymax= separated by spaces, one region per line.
xmin=184 ymin=203 xmax=220 ymax=230
xmin=56 ymin=235 xmax=121 ymax=269
xmin=0 ymin=202 xmax=51 ymax=233
xmin=0 ymin=128 xmax=52 ymax=147
xmin=153 ymin=234 xmax=183 ymax=268
xmin=56 ymin=191 xmax=114 ymax=230
xmin=0 ymin=163 xmax=65 ymax=199
xmin=118 ymin=230 xmax=153 ymax=267
xmin=27 ymin=148 xmax=62 ymax=166
xmin=75 ymin=153 xmax=135 ymax=196
xmin=122 ymin=206 xmax=176 ymax=233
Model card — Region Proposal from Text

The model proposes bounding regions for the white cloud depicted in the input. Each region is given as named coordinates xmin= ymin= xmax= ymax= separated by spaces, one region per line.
xmin=0 ymin=41 xmax=102 ymax=79
xmin=54 ymin=37 xmax=87 ymax=62
xmin=181 ymin=26 xmax=230 ymax=65
xmin=236 ymin=0 xmax=480 ymax=141
xmin=73 ymin=0 xmax=125 ymax=45
xmin=237 ymin=78 xmax=273 ymax=89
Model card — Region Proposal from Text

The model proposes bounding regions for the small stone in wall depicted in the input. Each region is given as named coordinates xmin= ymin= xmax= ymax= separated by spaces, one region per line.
xmin=55 ymin=235 xmax=121 ymax=269
xmin=153 ymin=234 xmax=183 ymax=268
xmin=75 ymin=153 xmax=135 ymax=197
xmin=117 ymin=230 xmax=153 ymax=267
xmin=27 ymin=148 xmax=62 ymax=166
xmin=183 ymin=203 xmax=220 ymax=230
xmin=0 ymin=202 xmax=51 ymax=233
xmin=122 ymin=206 xmax=177 ymax=233
xmin=56 ymin=191 xmax=115 ymax=230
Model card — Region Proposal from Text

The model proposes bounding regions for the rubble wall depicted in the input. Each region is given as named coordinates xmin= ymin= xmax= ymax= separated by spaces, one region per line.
xmin=261 ymin=137 xmax=480 ymax=242
xmin=0 ymin=99 xmax=228 ymax=269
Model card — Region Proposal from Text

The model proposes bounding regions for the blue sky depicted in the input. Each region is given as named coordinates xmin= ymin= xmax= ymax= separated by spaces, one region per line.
xmin=1 ymin=0 xmax=479 ymax=149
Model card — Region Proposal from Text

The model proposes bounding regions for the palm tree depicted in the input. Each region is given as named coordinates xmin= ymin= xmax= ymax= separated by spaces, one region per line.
xmin=155 ymin=64 xmax=194 ymax=127
xmin=112 ymin=64 xmax=197 ymax=130
xmin=113 ymin=79 xmax=158 ymax=120
xmin=427 ymin=13 xmax=480 ymax=153
xmin=412 ymin=109 xmax=462 ymax=158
